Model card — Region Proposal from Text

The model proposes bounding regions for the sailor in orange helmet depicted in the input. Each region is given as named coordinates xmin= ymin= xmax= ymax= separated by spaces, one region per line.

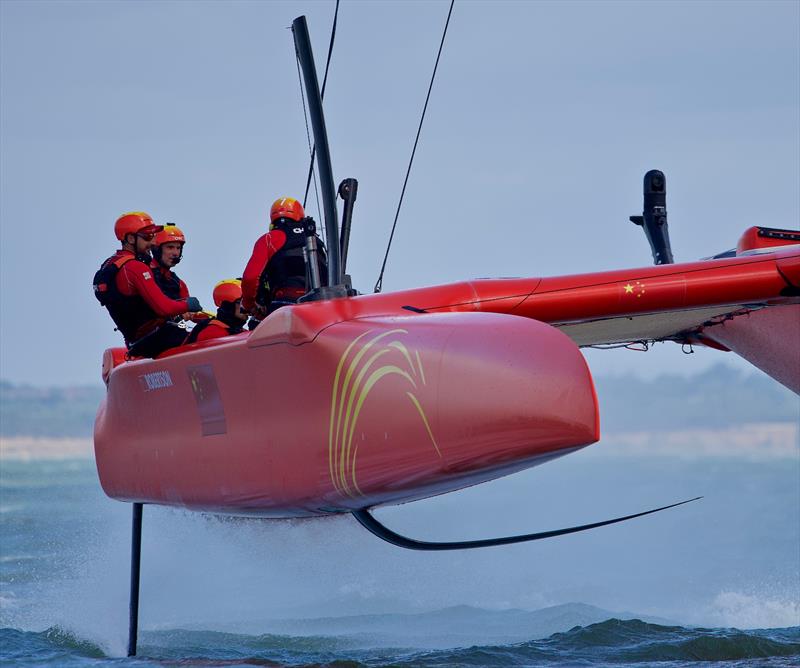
xmin=185 ymin=280 xmax=249 ymax=344
xmin=241 ymin=197 xmax=328 ymax=319
xmin=150 ymin=223 xmax=208 ymax=324
xmin=150 ymin=223 xmax=189 ymax=301
xmin=93 ymin=212 xmax=203 ymax=358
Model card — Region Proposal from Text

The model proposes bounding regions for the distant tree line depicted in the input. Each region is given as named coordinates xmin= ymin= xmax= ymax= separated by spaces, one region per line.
xmin=1 ymin=380 xmax=105 ymax=437
xmin=0 ymin=364 xmax=797 ymax=437
xmin=595 ymin=363 xmax=798 ymax=432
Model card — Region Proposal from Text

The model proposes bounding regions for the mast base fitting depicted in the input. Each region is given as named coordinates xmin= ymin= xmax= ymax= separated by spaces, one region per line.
xmin=298 ymin=285 xmax=350 ymax=303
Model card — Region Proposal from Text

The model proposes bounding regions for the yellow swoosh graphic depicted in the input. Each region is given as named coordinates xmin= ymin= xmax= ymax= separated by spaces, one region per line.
xmin=329 ymin=328 xmax=441 ymax=498
xmin=347 ymin=364 xmax=416 ymax=495
xmin=328 ymin=330 xmax=373 ymax=488
xmin=340 ymin=348 xmax=396 ymax=496
xmin=415 ymin=350 xmax=426 ymax=385
xmin=335 ymin=329 xmax=405 ymax=482
xmin=404 ymin=391 xmax=440 ymax=457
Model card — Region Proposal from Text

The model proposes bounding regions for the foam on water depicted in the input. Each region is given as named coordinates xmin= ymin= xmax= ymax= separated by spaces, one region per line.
xmin=707 ymin=591 xmax=800 ymax=629
xmin=2 ymin=453 xmax=798 ymax=661
xmin=0 ymin=503 xmax=27 ymax=514
xmin=7 ymin=504 xmax=799 ymax=657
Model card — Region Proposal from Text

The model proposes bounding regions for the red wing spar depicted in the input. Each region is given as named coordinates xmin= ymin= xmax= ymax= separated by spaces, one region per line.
xmin=93 ymin=15 xmax=800 ymax=656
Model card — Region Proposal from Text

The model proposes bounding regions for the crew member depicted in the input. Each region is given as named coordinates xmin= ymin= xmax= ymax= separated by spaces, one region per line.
xmin=241 ymin=197 xmax=328 ymax=318
xmin=150 ymin=223 xmax=208 ymax=323
xmin=185 ymin=279 xmax=249 ymax=344
xmin=93 ymin=211 xmax=203 ymax=358
xmin=151 ymin=223 xmax=189 ymax=300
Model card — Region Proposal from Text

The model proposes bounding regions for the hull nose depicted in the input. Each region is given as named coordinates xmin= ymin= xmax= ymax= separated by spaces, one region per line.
xmin=437 ymin=312 xmax=599 ymax=467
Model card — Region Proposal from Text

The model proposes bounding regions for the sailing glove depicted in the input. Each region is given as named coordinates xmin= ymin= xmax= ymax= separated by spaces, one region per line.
xmin=186 ymin=297 xmax=203 ymax=313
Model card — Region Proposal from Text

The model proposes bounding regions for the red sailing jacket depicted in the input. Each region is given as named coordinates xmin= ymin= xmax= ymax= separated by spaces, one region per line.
xmin=102 ymin=250 xmax=191 ymax=341
xmin=241 ymin=230 xmax=288 ymax=312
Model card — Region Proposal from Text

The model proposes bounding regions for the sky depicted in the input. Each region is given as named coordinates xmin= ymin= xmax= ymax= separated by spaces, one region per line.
xmin=1 ymin=0 xmax=798 ymax=386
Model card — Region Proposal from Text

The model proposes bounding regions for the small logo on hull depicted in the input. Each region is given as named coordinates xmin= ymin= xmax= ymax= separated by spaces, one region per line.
xmin=139 ymin=370 xmax=174 ymax=392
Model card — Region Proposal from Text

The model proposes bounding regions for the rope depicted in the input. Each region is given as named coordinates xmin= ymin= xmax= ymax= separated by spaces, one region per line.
xmin=302 ymin=0 xmax=340 ymax=210
xmin=374 ymin=0 xmax=455 ymax=293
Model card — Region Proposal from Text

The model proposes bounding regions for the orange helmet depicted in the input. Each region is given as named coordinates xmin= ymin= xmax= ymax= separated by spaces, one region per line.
xmin=154 ymin=223 xmax=186 ymax=246
xmin=213 ymin=279 xmax=242 ymax=307
xmin=114 ymin=211 xmax=162 ymax=241
xmin=270 ymin=197 xmax=305 ymax=223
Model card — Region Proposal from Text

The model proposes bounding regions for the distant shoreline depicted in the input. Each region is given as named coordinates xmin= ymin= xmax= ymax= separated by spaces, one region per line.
xmin=1 ymin=422 xmax=797 ymax=462
xmin=602 ymin=422 xmax=799 ymax=459
xmin=1 ymin=437 xmax=93 ymax=461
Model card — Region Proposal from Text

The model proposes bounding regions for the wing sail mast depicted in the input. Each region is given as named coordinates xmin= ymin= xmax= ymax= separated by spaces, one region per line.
xmin=291 ymin=15 xmax=348 ymax=298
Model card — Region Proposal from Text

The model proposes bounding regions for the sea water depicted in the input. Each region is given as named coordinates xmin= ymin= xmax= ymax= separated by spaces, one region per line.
xmin=1 ymin=442 xmax=798 ymax=666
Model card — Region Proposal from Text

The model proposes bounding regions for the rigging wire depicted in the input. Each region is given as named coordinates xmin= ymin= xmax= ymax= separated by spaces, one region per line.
xmin=374 ymin=0 xmax=455 ymax=294
xmin=302 ymin=0 xmax=340 ymax=213
xmin=293 ymin=53 xmax=324 ymax=243
xmin=586 ymin=341 xmax=652 ymax=352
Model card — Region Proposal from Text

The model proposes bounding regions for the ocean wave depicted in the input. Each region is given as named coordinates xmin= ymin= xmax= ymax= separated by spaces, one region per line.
xmin=539 ymin=619 xmax=800 ymax=662
xmin=2 ymin=619 xmax=798 ymax=667
xmin=0 ymin=626 xmax=105 ymax=663
xmin=386 ymin=620 xmax=800 ymax=665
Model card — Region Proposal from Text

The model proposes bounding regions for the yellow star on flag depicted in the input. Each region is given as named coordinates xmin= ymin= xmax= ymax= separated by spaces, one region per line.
xmin=624 ymin=283 xmax=634 ymax=294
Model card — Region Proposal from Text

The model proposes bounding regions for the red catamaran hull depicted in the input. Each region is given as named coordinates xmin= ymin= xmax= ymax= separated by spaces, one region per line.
xmin=95 ymin=310 xmax=598 ymax=517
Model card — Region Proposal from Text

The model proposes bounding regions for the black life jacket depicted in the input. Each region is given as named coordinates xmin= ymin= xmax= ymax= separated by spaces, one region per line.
xmin=93 ymin=254 xmax=159 ymax=345
xmin=185 ymin=318 xmax=221 ymax=344
xmin=152 ymin=264 xmax=183 ymax=301
xmin=256 ymin=222 xmax=328 ymax=308
xmin=185 ymin=317 xmax=244 ymax=345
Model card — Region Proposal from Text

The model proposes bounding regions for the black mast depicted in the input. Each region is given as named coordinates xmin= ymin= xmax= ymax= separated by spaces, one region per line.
xmin=292 ymin=15 xmax=345 ymax=289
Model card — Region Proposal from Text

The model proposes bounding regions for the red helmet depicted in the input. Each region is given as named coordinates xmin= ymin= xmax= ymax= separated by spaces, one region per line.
xmin=213 ymin=279 xmax=242 ymax=307
xmin=154 ymin=223 xmax=186 ymax=246
xmin=114 ymin=211 xmax=162 ymax=241
xmin=270 ymin=197 xmax=304 ymax=223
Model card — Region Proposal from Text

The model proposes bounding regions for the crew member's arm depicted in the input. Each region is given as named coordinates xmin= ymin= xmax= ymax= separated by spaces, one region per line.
xmin=178 ymin=279 xmax=209 ymax=321
xmin=241 ymin=233 xmax=272 ymax=313
xmin=118 ymin=261 xmax=193 ymax=318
